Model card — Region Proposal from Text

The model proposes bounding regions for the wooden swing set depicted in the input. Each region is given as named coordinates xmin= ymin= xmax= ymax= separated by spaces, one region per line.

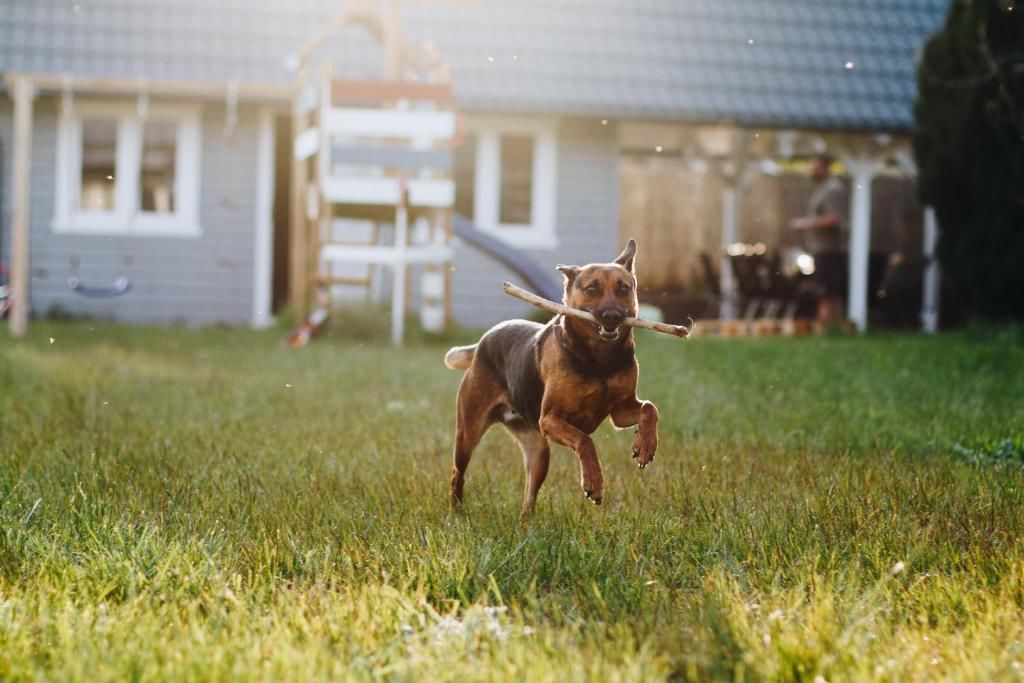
xmin=286 ymin=0 xmax=469 ymax=346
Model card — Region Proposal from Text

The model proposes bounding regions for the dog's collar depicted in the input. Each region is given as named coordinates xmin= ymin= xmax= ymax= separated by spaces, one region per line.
xmin=554 ymin=316 xmax=635 ymax=379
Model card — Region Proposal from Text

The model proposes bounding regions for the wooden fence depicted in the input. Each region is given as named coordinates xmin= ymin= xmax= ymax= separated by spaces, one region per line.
xmin=618 ymin=154 xmax=921 ymax=293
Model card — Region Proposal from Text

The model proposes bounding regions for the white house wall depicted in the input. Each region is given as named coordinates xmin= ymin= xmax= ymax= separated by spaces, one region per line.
xmin=0 ymin=98 xmax=259 ymax=325
xmin=450 ymin=119 xmax=620 ymax=328
xmin=1 ymin=103 xmax=620 ymax=330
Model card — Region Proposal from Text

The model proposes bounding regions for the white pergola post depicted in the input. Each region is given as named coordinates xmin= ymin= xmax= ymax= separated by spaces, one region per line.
xmin=719 ymin=182 xmax=739 ymax=320
xmin=702 ymin=128 xmax=757 ymax=322
xmin=921 ymin=206 xmax=940 ymax=333
xmin=845 ymin=158 xmax=877 ymax=333
xmin=391 ymin=202 xmax=408 ymax=346
xmin=9 ymin=77 xmax=36 ymax=337
xmin=251 ymin=108 xmax=276 ymax=329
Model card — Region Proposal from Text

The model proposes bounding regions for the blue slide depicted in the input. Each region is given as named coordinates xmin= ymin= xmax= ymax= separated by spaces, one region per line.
xmin=452 ymin=213 xmax=563 ymax=302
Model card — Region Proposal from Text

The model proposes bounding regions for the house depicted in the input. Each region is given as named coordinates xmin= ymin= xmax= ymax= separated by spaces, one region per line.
xmin=0 ymin=0 xmax=949 ymax=335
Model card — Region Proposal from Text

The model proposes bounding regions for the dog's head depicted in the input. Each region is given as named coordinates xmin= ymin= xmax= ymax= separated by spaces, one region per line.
xmin=556 ymin=239 xmax=639 ymax=343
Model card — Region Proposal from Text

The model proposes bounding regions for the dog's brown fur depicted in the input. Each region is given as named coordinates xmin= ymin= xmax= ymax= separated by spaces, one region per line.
xmin=444 ymin=239 xmax=659 ymax=518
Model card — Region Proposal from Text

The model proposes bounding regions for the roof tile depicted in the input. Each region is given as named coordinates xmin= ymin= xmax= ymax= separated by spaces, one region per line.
xmin=0 ymin=0 xmax=948 ymax=131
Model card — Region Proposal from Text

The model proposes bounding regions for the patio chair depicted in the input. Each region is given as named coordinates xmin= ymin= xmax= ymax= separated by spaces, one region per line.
xmin=729 ymin=254 xmax=765 ymax=320
xmin=761 ymin=251 xmax=810 ymax=321
xmin=698 ymin=251 xmax=723 ymax=318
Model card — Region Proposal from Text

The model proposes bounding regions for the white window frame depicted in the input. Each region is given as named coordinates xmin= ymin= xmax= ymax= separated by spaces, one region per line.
xmin=53 ymin=99 xmax=202 ymax=237
xmin=471 ymin=116 xmax=558 ymax=249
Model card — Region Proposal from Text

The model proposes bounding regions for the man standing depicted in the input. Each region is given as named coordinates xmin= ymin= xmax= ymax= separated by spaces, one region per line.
xmin=790 ymin=154 xmax=848 ymax=321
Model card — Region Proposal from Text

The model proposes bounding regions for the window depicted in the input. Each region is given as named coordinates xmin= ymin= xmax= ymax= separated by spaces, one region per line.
xmin=54 ymin=100 xmax=202 ymax=237
xmin=139 ymin=120 xmax=177 ymax=214
xmin=499 ymin=135 xmax=533 ymax=225
xmin=79 ymin=118 xmax=118 ymax=212
xmin=465 ymin=117 xmax=558 ymax=249
xmin=453 ymin=133 xmax=476 ymax=220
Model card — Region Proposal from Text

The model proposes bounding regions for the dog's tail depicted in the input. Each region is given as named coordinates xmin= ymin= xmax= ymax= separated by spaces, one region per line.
xmin=444 ymin=344 xmax=477 ymax=370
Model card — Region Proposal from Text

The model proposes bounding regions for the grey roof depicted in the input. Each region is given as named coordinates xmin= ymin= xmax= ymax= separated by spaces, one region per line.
xmin=0 ymin=0 xmax=949 ymax=132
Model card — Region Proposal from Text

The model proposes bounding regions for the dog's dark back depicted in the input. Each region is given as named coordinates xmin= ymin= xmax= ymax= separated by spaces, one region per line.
xmin=475 ymin=320 xmax=553 ymax=426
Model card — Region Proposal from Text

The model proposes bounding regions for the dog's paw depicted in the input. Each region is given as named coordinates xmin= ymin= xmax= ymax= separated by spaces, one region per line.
xmin=580 ymin=470 xmax=604 ymax=505
xmin=632 ymin=429 xmax=658 ymax=469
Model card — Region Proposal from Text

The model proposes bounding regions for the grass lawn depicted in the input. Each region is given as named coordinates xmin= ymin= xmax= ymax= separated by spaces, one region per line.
xmin=2 ymin=320 xmax=1023 ymax=681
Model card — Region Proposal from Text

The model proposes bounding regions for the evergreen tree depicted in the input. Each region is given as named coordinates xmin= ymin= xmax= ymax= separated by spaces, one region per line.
xmin=914 ymin=0 xmax=1024 ymax=321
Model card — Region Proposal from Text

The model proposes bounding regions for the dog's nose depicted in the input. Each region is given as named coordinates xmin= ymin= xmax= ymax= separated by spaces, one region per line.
xmin=600 ymin=310 xmax=624 ymax=328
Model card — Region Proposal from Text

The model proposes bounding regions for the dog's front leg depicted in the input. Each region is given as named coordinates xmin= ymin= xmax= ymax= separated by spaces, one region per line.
xmin=611 ymin=398 xmax=659 ymax=469
xmin=539 ymin=413 xmax=604 ymax=504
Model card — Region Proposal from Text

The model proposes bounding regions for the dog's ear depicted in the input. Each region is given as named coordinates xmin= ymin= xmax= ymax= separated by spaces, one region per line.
xmin=614 ymin=239 xmax=637 ymax=273
xmin=556 ymin=264 xmax=581 ymax=283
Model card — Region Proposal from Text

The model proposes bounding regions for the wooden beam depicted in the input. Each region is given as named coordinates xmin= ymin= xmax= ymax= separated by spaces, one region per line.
xmin=383 ymin=0 xmax=403 ymax=80
xmin=318 ymin=275 xmax=373 ymax=286
xmin=9 ymin=77 xmax=35 ymax=337
xmin=312 ymin=62 xmax=331 ymax=317
xmin=288 ymin=0 xmax=470 ymax=78
xmin=288 ymin=1 xmax=374 ymax=68
xmin=288 ymin=0 xmax=477 ymax=67
xmin=289 ymin=71 xmax=310 ymax=317
xmin=443 ymin=210 xmax=453 ymax=328
xmin=2 ymin=73 xmax=291 ymax=103
xmin=331 ymin=79 xmax=453 ymax=106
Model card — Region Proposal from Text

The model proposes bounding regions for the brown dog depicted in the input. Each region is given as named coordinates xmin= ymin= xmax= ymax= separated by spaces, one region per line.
xmin=444 ymin=239 xmax=658 ymax=517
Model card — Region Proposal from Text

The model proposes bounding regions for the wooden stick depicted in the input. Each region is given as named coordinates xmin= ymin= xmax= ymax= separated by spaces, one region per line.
xmin=502 ymin=282 xmax=692 ymax=339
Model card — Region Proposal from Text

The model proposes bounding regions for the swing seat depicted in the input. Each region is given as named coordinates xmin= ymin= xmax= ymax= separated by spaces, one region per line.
xmin=67 ymin=276 xmax=132 ymax=298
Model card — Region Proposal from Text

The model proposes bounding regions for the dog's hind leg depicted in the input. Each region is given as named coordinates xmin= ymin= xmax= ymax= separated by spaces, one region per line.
xmin=450 ymin=367 xmax=501 ymax=510
xmin=508 ymin=425 xmax=550 ymax=520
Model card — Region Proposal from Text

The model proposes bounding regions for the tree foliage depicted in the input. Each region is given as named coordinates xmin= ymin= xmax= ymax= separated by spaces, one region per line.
xmin=914 ymin=0 xmax=1024 ymax=321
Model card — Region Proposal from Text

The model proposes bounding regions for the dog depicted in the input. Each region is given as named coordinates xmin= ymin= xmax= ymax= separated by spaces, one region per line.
xmin=443 ymin=239 xmax=659 ymax=518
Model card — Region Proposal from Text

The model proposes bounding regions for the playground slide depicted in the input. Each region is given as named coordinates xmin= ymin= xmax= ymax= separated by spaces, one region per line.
xmin=452 ymin=214 xmax=563 ymax=302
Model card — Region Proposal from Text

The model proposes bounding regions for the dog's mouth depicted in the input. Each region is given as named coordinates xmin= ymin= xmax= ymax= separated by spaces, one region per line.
xmin=596 ymin=325 xmax=621 ymax=341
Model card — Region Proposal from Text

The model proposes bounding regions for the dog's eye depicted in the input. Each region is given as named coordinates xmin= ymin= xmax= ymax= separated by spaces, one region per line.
xmin=617 ymin=284 xmax=631 ymax=296
xmin=585 ymin=283 xmax=600 ymax=294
